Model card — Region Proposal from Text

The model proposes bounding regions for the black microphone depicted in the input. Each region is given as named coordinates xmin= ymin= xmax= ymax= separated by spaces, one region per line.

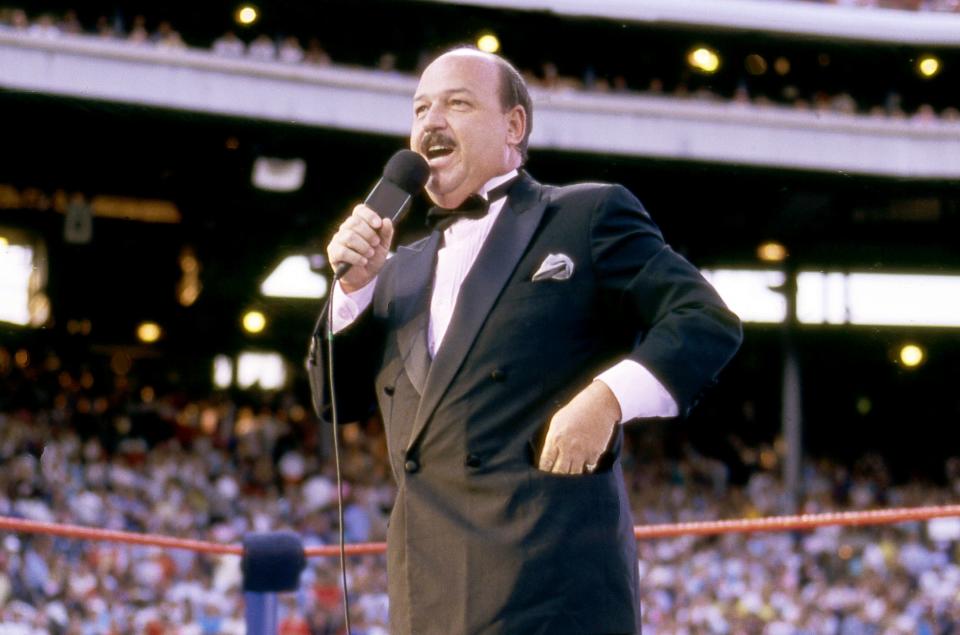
xmin=334 ymin=150 xmax=430 ymax=280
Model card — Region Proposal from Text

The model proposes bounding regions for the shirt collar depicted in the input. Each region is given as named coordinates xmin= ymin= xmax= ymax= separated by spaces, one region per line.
xmin=476 ymin=169 xmax=519 ymax=200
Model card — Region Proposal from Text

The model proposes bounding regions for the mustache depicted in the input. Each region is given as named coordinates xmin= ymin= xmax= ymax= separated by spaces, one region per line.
xmin=420 ymin=132 xmax=456 ymax=154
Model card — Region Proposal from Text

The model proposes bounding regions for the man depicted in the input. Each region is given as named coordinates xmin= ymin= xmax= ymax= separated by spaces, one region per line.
xmin=315 ymin=48 xmax=742 ymax=634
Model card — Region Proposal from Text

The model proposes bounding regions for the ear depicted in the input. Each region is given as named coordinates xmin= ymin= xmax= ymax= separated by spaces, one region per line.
xmin=505 ymin=104 xmax=526 ymax=148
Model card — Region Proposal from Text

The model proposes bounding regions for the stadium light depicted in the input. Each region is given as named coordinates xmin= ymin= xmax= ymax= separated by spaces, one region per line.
xmin=243 ymin=310 xmax=267 ymax=334
xmin=477 ymin=33 xmax=501 ymax=54
xmin=796 ymin=272 xmax=847 ymax=325
xmin=178 ymin=283 xmax=200 ymax=307
xmin=67 ymin=319 xmax=92 ymax=336
xmin=28 ymin=294 xmax=50 ymax=327
xmin=237 ymin=352 xmax=286 ymax=390
xmin=899 ymin=344 xmax=925 ymax=368
xmin=757 ymin=241 xmax=787 ymax=263
xmin=178 ymin=246 xmax=201 ymax=307
xmin=180 ymin=248 xmax=199 ymax=274
xmin=136 ymin=322 xmax=162 ymax=344
xmin=774 ymin=57 xmax=791 ymax=76
xmin=700 ymin=269 xmax=787 ymax=324
xmin=705 ymin=269 xmax=960 ymax=327
xmin=845 ymin=273 xmax=960 ymax=327
xmin=236 ymin=5 xmax=258 ymax=26
xmin=918 ymin=55 xmax=941 ymax=78
xmin=252 ymin=157 xmax=306 ymax=192
xmin=0 ymin=242 xmax=32 ymax=326
xmin=688 ymin=47 xmax=720 ymax=73
xmin=261 ymin=255 xmax=329 ymax=299
xmin=745 ymin=54 xmax=767 ymax=76
xmin=213 ymin=355 xmax=233 ymax=389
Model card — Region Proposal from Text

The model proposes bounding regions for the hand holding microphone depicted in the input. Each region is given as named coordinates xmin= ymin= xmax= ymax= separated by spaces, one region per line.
xmin=327 ymin=150 xmax=429 ymax=293
xmin=328 ymin=205 xmax=394 ymax=293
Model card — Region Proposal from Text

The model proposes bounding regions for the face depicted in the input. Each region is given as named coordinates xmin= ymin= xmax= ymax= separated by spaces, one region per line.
xmin=410 ymin=52 xmax=525 ymax=208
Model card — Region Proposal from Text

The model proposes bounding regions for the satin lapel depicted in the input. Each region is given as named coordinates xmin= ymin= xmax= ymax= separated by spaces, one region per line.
xmin=393 ymin=232 xmax=441 ymax=395
xmin=407 ymin=176 xmax=548 ymax=450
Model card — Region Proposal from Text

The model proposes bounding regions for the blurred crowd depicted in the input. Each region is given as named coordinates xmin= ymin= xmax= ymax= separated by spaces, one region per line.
xmin=1 ymin=345 xmax=393 ymax=634
xmin=3 ymin=343 xmax=960 ymax=634
xmin=1 ymin=6 xmax=957 ymax=123
xmin=814 ymin=0 xmax=960 ymax=9
xmin=627 ymin=453 xmax=960 ymax=634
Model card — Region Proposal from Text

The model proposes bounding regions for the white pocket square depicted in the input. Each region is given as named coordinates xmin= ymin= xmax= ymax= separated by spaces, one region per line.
xmin=531 ymin=253 xmax=574 ymax=281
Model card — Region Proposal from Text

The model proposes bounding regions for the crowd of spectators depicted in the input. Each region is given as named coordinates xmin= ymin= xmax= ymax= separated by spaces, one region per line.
xmin=812 ymin=0 xmax=960 ymax=10
xmin=3 ymin=343 xmax=960 ymax=634
xmin=1 ymin=6 xmax=957 ymax=123
xmin=0 ymin=345 xmax=392 ymax=634
xmin=628 ymin=453 xmax=960 ymax=634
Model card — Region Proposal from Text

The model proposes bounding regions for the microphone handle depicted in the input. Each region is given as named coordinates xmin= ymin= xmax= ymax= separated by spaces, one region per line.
xmin=334 ymin=178 xmax=413 ymax=280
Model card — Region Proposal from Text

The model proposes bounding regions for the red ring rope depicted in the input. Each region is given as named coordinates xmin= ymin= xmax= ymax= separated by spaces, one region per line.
xmin=2 ymin=504 xmax=958 ymax=557
xmin=631 ymin=504 xmax=960 ymax=539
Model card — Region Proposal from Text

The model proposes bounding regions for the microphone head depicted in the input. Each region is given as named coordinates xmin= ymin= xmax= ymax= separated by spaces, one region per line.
xmin=383 ymin=150 xmax=430 ymax=194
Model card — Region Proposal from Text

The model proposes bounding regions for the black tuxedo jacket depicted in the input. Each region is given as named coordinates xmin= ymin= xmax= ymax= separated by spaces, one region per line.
xmin=312 ymin=172 xmax=742 ymax=634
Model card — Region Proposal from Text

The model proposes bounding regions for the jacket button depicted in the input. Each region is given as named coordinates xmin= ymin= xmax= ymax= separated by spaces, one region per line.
xmin=404 ymin=459 xmax=419 ymax=473
xmin=465 ymin=454 xmax=482 ymax=468
xmin=383 ymin=385 xmax=395 ymax=396
xmin=489 ymin=369 xmax=505 ymax=382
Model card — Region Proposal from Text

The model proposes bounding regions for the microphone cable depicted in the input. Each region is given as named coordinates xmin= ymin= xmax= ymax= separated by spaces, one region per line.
xmin=308 ymin=290 xmax=353 ymax=634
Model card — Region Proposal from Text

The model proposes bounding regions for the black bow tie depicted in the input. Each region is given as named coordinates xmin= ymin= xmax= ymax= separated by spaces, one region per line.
xmin=425 ymin=177 xmax=517 ymax=232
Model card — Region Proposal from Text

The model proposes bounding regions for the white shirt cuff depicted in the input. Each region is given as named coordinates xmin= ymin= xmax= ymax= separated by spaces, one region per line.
xmin=595 ymin=359 xmax=679 ymax=422
xmin=330 ymin=278 xmax=377 ymax=334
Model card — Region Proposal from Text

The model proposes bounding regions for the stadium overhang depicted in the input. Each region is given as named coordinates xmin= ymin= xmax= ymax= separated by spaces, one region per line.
xmin=3 ymin=32 xmax=960 ymax=179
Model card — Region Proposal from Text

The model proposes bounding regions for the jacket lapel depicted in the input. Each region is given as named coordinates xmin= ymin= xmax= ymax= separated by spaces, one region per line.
xmin=406 ymin=174 xmax=548 ymax=450
xmin=393 ymin=232 xmax=441 ymax=395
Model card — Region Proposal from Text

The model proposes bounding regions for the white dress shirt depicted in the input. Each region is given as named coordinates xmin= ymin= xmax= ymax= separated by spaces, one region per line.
xmin=330 ymin=170 xmax=679 ymax=422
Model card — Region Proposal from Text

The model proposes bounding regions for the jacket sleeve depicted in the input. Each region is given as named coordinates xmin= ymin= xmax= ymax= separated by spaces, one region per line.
xmin=589 ymin=184 xmax=742 ymax=417
xmin=306 ymin=297 xmax=385 ymax=425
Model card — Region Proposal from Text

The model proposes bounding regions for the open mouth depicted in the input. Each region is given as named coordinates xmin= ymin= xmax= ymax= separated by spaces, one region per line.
xmin=421 ymin=134 xmax=456 ymax=162
xmin=425 ymin=144 xmax=455 ymax=161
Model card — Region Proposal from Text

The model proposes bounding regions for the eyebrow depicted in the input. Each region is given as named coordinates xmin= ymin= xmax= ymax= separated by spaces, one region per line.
xmin=413 ymin=88 xmax=476 ymax=103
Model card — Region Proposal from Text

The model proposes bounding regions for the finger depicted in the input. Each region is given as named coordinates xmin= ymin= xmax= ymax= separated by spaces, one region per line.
xmin=538 ymin=437 xmax=559 ymax=472
xmin=553 ymin=436 xmax=589 ymax=473
xmin=548 ymin=442 xmax=566 ymax=474
xmin=552 ymin=452 xmax=577 ymax=475
xmin=379 ymin=218 xmax=395 ymax=250
xmin=343 ymin=216 xmax=381 ymax=246
xmin=353 ymin=205 xmax=383 ymax=229
xmin=328 ymin=243 xmax=368 ymax=269
xmin=340 ymin=233 xmax=377 ymax=258
xmin=330 ymin=252 xmax=368 ymax=272
xmin=370 ymin=222 xmax=394 ymax=262
xmin=586 ymin=450 xmax=605 ymax=470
